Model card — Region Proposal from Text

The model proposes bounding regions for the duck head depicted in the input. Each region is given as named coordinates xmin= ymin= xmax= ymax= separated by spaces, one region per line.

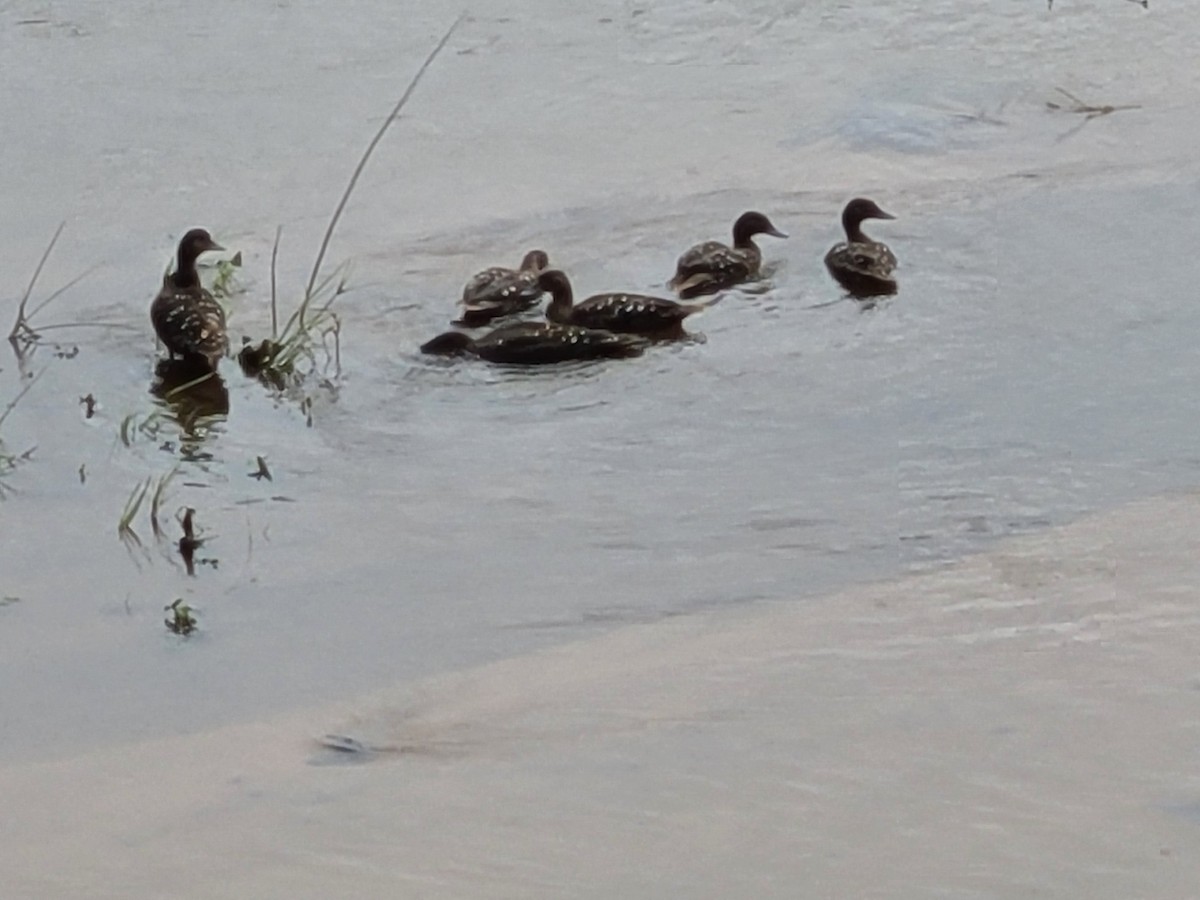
xmin=172 ymin=228 xmax=224 ymax=288
xmin=841 ymin=198 xmax=895 ymax=242
xmin=420 ymin=331 xmax=474 ymax=356
xmin=732 ymin=211 xmax=788 ymax=246
xmin=520 ymin=249 xmax=550 ymax=272
xmin=177 ymin=228 xmax=224 ymax=264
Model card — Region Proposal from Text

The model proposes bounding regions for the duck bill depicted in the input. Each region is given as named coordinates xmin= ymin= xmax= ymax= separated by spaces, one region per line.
xmin=875 ymin=209 xmax=896 ymax=221
xmin=206 ymin=240 xmax=226 ymax=253
xmin=767 ymin=226 xmax=789 ymax=238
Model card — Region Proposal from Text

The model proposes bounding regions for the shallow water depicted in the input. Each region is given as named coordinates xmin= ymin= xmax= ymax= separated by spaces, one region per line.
xmin=2 ymin=0 xmax=1200 ymax=894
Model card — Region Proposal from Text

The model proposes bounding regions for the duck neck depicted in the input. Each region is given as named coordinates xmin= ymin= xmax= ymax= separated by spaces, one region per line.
xmin=843 ymin=212 xmax=870 ymax=244
xmin=174 ymin=246 xmax=201 ymax=289
xmin=731 ymin=223 xmax=760 ymax=251
xmin=543 ymin=276 xmax=574 ymax=324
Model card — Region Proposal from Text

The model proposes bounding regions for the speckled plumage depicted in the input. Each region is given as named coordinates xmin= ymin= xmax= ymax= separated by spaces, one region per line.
xmin=150 ymin=229 xmax=227 ymax=369
xmin=420 ymin=321 xmax=645 ymax=365
xmin=540 ymin=269 xmax=716 ymax=336
xmin=824 ymin=198 xmax=898 ymax=298
xmin=457 ymin=249 xmax=550 ymax=326
xmin=669 ymin=211 xmax=787 ymax=299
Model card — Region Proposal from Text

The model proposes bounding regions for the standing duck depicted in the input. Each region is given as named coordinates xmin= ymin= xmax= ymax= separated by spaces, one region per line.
xmin=540 ymin=269 xmax=717 ymax=337
xmin=150 ymin=228 xmax=227 ymax=369
xmin=824 ymin=198 xmax=897 ymax=297
xmin=420 ymin=321 xmax=645 ymax=365
xmin=456 ymin=249 xmax=550 ymax=326
xmin=669 ymin=211 xmax=787 ymax=299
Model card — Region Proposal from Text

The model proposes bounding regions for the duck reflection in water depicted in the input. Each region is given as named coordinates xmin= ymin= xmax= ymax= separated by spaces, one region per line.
xmin=151 ymin=357 xmax=229 ymax=458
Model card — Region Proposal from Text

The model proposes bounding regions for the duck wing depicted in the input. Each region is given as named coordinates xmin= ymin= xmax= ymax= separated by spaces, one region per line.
xmin=458 ymin=267 xmax=544 ymax=324
xmin=150 ymin=284 xmax=228 ymax=366
xmin=474 ymin=322 xmax=644 ymax=364
xmin=825 ymin=241 xmax=896 ymax=280
xmin=669 ymin=242 xmax=754 ymax=297
xmin=568 ymin=293 xmax=708 ymax=335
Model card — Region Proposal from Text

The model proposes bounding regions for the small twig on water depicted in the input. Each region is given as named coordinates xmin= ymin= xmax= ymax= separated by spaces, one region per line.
xmin=1046 ymin=87 xmax=1140 ymax=119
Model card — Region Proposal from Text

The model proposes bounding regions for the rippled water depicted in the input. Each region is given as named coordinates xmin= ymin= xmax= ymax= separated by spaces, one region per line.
xmin=2 ymin=4 xmax=1199 ymax=885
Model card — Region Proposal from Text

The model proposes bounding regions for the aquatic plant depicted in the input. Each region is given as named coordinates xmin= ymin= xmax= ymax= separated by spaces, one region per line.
xmin=164 ymin=598 xmax=197 ymax=635
xmin=0 ymin=370 xmax=43 ymax=499
xmin=7 ymin=223 xmax=117 ymax=359
xmin=239 ymin=12 xmax=466 ymax=389
xmin=116 ymin=467 xmax=178 ymax=544
xmin=1046 ymin=87 xmax=1142 ymax=142
xmin=118 ymin=410 xmax=166 ymax=447
xmin=205 ymin=251 xmax=244 ymax=301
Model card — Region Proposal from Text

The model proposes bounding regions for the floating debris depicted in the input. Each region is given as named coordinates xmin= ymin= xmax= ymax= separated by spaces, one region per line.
xmin=249 ymin=456 xmax=272 ymax=481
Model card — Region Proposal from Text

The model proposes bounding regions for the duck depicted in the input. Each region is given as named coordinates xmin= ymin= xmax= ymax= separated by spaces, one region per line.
xmin=669 ymin=211 xmax=787 ymax=299
xmin=456 ymin=249 xmax=550 ymax=326
xmin=539 ymin=269 xmax=717 ymax=337
xmin=150 ymin=228 xmax=227 ymax=370
xmin=824 ymin=198 xmax=897 ymax=297
xmin=420 ymin=321 xmax=646 ymax=365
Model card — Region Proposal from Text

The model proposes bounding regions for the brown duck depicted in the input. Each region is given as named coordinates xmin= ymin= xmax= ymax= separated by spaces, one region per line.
xmin=669 ymin=211 xmax=787 ymax=299
xmin=457 ymin=249 xmax=550 ymax=326
xmin=150 ymin=228 xmax=227 ymax=369
xmin=824 ymin=198 xmax=897 ymax=297
xmin=540 ymin=269 xmax=718 ymax=337
xmin=420 ymin=321 xmax=645 ymax=365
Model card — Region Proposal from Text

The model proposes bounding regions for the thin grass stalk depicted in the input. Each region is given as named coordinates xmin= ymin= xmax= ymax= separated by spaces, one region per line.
xmin=9 ymin=222 xmax=65 ymax=341
xmin=301 ymin=11 xmax=466 ymax=319
xmin=119 ymin=477 xmax=152 ymax=534
xmin=270 ymin=225 xmax=282 ymax=339
xmin=149 ymin=467 xmax=178 ymax=539
xmin=0 ymin=368 xmax=45 ymax=433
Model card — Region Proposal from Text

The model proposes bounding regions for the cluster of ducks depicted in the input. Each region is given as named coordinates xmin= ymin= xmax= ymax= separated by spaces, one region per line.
xmin=149 ymin=199 xmax=897 ymax=370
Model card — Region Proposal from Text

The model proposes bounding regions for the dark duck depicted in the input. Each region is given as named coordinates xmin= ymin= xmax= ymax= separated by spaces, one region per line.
xmin=150 ymin=228 xmax=227 ymax=370
xmin=669 ymin=211 xmax=787 ymax=299
xmin=824 ymin=198 xmax=897 ymax=297
xmin=456 ymin=249 xmax=550 ymax=326
xmin=539 ymin=269 xmax=717 ymax=338
xmin=421 ymin=321 xmax=645 ymax=365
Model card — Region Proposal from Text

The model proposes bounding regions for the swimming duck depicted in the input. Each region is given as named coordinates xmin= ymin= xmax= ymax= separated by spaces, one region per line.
xmin=669 ymin=211 xmax=787 ymax=299
xmin=824 ymin=198 xmax=897 ymax=297
xmin=456 ymin=249 xmax=550 ymax=326
xmin=420 ymin=321 xmax=645 ymax=365
xmin=150 ymin=228 xmax=227 ymax=369
xmin=539 ymin=269 xmax=717 ymax=337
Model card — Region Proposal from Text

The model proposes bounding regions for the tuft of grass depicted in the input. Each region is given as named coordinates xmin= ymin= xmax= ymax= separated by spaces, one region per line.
xmin=164 ymin=598 xmax=198 ymax=635
xmin=149 ymin=467 xmax=179 ymax=539
xmin=8 ymin=224 xmax=115 ymax=357
xmin=118 ymin=476 xmax=153 ymax=544
xmin=239 ymin=12 xmax=466 ymax=389
xmin=116 ymin=467 xmax=177 ymax=544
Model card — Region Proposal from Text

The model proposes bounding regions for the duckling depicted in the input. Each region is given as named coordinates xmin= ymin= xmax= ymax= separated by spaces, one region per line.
xmin=456 ymin=249 xmax=550 ymax=326
xmin=539 ymin=269 xmax=717 ymax=337
xmin=824 ymin=198 xmax=897 ymax=297
xmin=150 ymin=228 xmax=227 ymax=369
xmin=420 ymin=321 xmax=645 ymax=365
xmin=669 ymin=211 xmax=787 ymax=299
